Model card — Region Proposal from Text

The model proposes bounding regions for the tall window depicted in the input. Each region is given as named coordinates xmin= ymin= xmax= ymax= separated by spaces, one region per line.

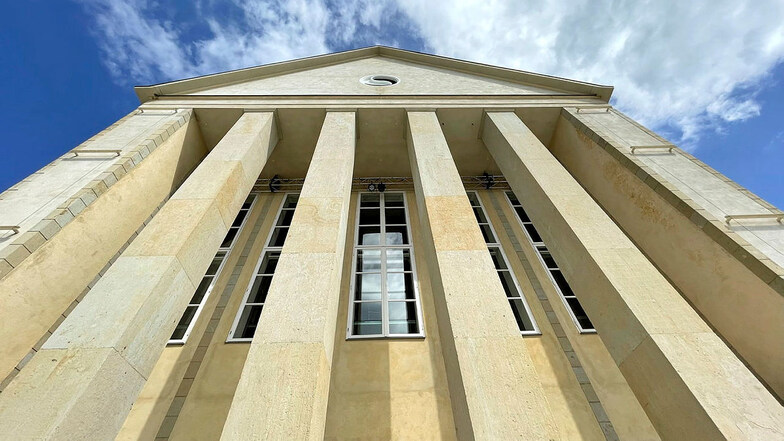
xmin=348 ymin=192 xmax=423 ymax=338
xmin=467 ymin=192 xmax=539 ymax=334
xmin=169 ymin=194 xmax=257 ymax=344
xmin=506 ymin=191 xmax=595 ymax=332
xmin=228 ymin=193 xmax=299 ymax=342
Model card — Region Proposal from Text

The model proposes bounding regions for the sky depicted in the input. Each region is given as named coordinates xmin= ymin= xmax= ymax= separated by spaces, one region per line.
xmin=1 ymin=0 xmax=783 ymax=206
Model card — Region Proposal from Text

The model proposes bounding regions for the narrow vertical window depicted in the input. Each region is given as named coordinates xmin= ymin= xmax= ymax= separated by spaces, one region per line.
xmin=506 ymin=191 xmax=595 ymax=332
xmin=348 ymin=192 xmax=423 ymax=338
xmin=169 ymin=194 xmax=257 ymax=344
xmin=228 ymin=193 xmax=299 ymax=342
xmin=466 ymin=192 xmax=539 ymax=335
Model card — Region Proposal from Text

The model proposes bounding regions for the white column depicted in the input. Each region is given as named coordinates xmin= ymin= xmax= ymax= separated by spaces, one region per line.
xmin=407 ymin=111 xmax=558 ymax=440
xmin=0 ymin=111 xmax=278 ymax=441
xmin=482 ymin=110 xmax=784 ymax=441
xmin=221 ymin=111 xmax=356 ymax=440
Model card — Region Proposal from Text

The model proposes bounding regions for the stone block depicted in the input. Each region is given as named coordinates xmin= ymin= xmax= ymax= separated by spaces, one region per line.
xmin=50 ymin=208 xmax=75 ymax=228
xmin=283 ymin=197 xmax=348 ymax=254
xmin=13 ymin=231 xmax=46 ymax=254
xmin=0 ymin=259 xmax=12 ymax=278
xmin=170 ymin=159 xmax=247 ymax=227
xmin=423 ymin=196 xmax=488 ymax=252
xmin=0 ymin=244 xmax=30 ymax=267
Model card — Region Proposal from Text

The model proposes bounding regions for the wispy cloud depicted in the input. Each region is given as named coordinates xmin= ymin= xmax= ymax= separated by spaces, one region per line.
xmin=79 ymin=0 xmax=784 ymax=149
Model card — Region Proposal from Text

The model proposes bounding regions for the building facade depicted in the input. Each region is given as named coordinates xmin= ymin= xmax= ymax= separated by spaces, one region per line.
xmin=0 ymin=46 xmax=782 ymax=440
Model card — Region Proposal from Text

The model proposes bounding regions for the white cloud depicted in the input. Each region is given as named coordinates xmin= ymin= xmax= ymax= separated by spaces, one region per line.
xmin=80 ymin=0 xmax=784 ymax=148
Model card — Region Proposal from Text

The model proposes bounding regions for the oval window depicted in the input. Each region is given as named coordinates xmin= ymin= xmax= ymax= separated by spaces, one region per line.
xmin=360 ymin=75 xmax=400 ymax=86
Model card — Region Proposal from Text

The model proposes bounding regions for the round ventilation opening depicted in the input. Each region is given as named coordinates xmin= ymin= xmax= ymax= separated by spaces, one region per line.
xmin=360 ymin=75 xmax=400 ymax=86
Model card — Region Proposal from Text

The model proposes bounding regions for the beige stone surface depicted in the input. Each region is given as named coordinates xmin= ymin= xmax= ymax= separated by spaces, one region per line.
xmin=407 ymin=111 xmax=559 ymax=440
xmin=0 ymin=115 xmax=205 ymax=382
xmin=221 ymin=111 xmax=355 ymax=440
xmin=0 ymin=111 xmax=277 ymax=440
xmin=482 ymin=110 xmax=784 ymax=440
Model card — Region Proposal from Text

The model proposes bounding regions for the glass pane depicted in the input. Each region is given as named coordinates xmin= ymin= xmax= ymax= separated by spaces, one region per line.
xmin=277 ymin=209 xmax=295 ymax=227
xmin=497 ymin=270 xmax=517 ymax=298
xmin=479 ymin=224 xmax=496 ymax=244
xmin=241 ymin=198 xmax=254 ymax=210
xmin=206 ymin=252 xmax=226 ymax=276
xmin=171 ymin=306 xmax=198 ymax=340
xmin=189 ymin=277 xmax=213 ymax=304
xmin=232 ymin=210 xmax=248 ymax=227
xmin=472 ymin=207 xmax=487 ymax=223
xmin=388 ymin=302 xmax=418 ymax=332
xmin=384 ymin=193 xmax=404 ymax=207
xmin=524 ymin=224 xmax=542 ymax=243
xmin=358 ymin=226 xmax=381 ymax=245
xmin=488 ymin=247 xmax=507 ymax=270
xmin=237 ymin=305 xmax=264 ymax=339
xmin=357 ymin=249 xmax=382 ymax=272
xmin=360 ymin=193 xmax=380 ymax=207
xmin=385 ymin=249 xmax=411 ymax=272
xmin=355 ymin=274 xmax=382 ymax=300
xmin=551 ymin=270 xmax=575 ymax=297
xmin=247 ymin=275 xmax=273 ymax=304
xmin=387 ymin=273 xmax=415 ymax=300
xmin=389 ymin=320 xmax=419 ymax=334
xmin=539 ymin=251 xmax=558 ymax=269
xmin=466 ymin=193 xmax=481 ymax=207
xmin=385 ymin=208 xmax=406 ymax=225
xmin=258 ymin=251 xmax=280 ymax=274
xmin=514 ymin=206 xmax=530 ymax=222
xmin=269 ymin=227 xmax=289 ymax=247
xmin=566 ymin=298 xmax=594 ymax=329
xmin=385 ymin=225 xmax=408 ymax=245
xmin=509 ymin=299 xmax=535 ymax=332
xmin=506 ymin=192 xmax=520 ymax=205
xmin=221 ymin=228 xmax=238 ymax=248
xmin=359 ymin=208 xmax=380 ymax=225
xmin=353 ymin=302 xmax=382 ymax=335
xmin=283 ymin=194 xmax=299 ymax=209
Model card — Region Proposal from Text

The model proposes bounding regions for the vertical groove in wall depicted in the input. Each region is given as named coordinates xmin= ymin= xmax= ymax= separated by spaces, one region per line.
xmin=155 ymin=195 xmax=273 ymax=440
xmin=487 ymin=191 xmax=620 ymax=441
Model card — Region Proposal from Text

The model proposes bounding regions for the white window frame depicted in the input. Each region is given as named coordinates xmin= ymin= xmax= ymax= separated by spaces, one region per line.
xmin=466 ymin=191 xmax=540 ymax=335
xmin=227 ymin=193 xmax=299 ymax=343
xmin=504 ymin=191 xmax=596 ymax=333
xmin=168 ymin=194 xmax=258 ymax=345
xmin=346 ymin=191 xmax=425 ymax=339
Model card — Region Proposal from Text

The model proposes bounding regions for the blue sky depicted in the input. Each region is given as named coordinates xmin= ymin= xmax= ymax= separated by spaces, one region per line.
xmin=1 ymin=1 xmax=782 ymax=207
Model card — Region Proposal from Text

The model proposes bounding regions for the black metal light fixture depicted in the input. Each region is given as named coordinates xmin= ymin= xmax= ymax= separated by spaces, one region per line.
xmin=367 ymin=183 xmax=376 ymax=192
xmin=482 ymin=172 xmax=495 ymax=189
xmin=269 ymin=175 xmax=282 ymax=192
xmin=377 ymin=182 xmax=386 ymax=193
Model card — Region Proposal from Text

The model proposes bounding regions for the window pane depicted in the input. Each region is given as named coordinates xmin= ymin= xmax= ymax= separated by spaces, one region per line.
xmin=237 ymin=305 xmax=264 ymax=338
xmin=506 ymin=192 xmax=520 ymax=205
xmin=384 ymin=193 xmax=404 ymax=207
xmin=171 ymin=306 xmax=198 ymax=340
xmin=269 ymin=227 xmax=289 ymax=247
xmin=277 ymin=209 xmax=295 ymax=227
xmin=387 ymin=273 xmax=415 ymax=300
xmin=551 ymin=270 xmax=575 ymax=297
xmin=189 ymin=277 xmax=213 ymax=304
xmin=385 ymin=208 xmax=406 ymax=225
xmin=357 ymin=249 xmax=382 ymax=272
xmin=241 ymin=199 xmax=254 ymax=210
xmin=539 ymin=251 xmax=558 ymax=269
xmin=524 ymin=224 xmax=542 ymax=242
xmin=359 ymin=208 xmax=380 ymax=225
xmin=472 ymin=207 xmax=487 ymax=223
xmin=467 ymin=193 xmax=481 ymax=207
xmin=566 ymin=298 xmax=594 ymax=329
xmin=509 ymin=299 xmax=536 ymax=332
xmin=514 ymin=206 xmax=530 ymax=222
xmin=355 ymin=274 xmax=382 ymax=300
xmin=247 ymin=275 xmax=273 ymax=304
xmin=479 ymin=224 xmax=496 ymax=244
xmin=385 ymin=249 xmax=411 ymax=271
xmin=221 ymin=228 xmax=238 ymax=248
xmin=488 ymin=247 xmax=507 ymax=270
xmin=388 ymin=302 xmax=418 ymax=334
xmin=283 ymin=195 xmax=299 ymax=209
xmin=497 ymin=270 xmax=517 ymax=298
xmin=232 ymin=210 xmax=248 ymax=227
xmin=358 ymin=226 xmax=381 ymax=245
xmin=360 ymin=193 xmax=380 ymax=207
xmin=385 ymin=225 xmax=408 ymax=245
xmin=258 ymin=251 xmax=280 ymax=275
xmin=206 ymin=252 xmax=225 ymax=276
xmin=353 ymin=302 xmax=382 ymax=335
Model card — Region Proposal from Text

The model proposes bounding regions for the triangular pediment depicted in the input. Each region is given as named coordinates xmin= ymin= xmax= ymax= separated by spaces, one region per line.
xmin=135 ymin=46 xmax=612 ymax=102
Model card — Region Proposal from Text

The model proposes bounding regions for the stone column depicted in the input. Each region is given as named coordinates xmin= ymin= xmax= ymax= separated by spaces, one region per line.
xmin=0 ymin=111 xmax=278 ymax=441
xmin=406 ymin=111 xmax=558 ymax=440
xmin=220 ymin=111 xmax=355 ymax=440
xmin=481 ymin=110 xmax=784 ymax=441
